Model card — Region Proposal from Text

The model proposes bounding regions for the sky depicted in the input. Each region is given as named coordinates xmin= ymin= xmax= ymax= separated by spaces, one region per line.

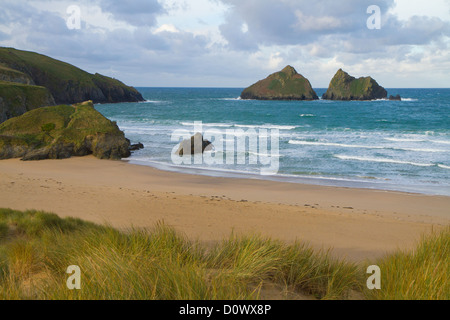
xmin=0 ymin=0 xmax=449 ymax=88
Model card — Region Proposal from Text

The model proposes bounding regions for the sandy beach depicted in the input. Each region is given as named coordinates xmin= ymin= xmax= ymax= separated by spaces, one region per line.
xmin=0 ymin=156 xmax=448 ymax=262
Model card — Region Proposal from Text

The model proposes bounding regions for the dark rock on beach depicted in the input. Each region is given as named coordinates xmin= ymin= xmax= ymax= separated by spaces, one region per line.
xmin=129 ymin=142 xmax=144 ymax=151
xmin=175 ymin=133 xmax=213 ymax=156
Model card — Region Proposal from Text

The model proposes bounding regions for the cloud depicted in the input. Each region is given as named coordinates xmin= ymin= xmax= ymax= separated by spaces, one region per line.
xmin=0 ymin=0 xmax=449 ymax=87
xmin=217 ymin=0 xmax=450 ymax=52
xmin=99 ymin=0 xmax=164 ymax=26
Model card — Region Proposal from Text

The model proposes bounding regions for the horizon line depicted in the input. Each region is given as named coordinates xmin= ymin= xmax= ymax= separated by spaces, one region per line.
xmin=132 ymin=86 xmax=450 ymax=89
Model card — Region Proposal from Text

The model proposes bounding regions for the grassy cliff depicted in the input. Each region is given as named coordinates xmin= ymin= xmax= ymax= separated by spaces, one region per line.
xmin=322 ymin=69 xmax=387 ymax=101
xmin=0 ymin=47 xmax=144 ymax=105
xmin=0 ymin=65 xmax=34 ymax=84
xmin=0 ymin=81 xmax=55 ymax=123
xmin=0 ymin=101 xmax=130 ymax=160
xmin=241 ymin=66 xmax=318 ymax=101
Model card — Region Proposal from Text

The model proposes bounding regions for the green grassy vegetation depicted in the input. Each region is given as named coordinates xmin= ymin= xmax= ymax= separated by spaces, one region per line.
xmin=0 ymin=101 xmax=126 ymax=158
xmin=363 ymin=227 xmax=449 ymax=300
xmin=0 ymin=81 xmax=54 ymax=119
xmin=0 ymin=65 xmax=33 ymax=84
xmin=62 ymin=101 xmax=122 ymax=141
xmin=241 ymin=66 xmax=318 ymax=100
xmin=324 ymin=69 xmax=387 ymax=100
xmin=0 ymin=47 xmax=96 ymax=89
xmin=0 ymin=208 xmax=360 ymax=300
xmin=0 ymin=104 xmax=74 ymax=137
xmin=0 ymin=208 xmax=447 ymax=300
xmin=0 ymin=47 xmax=143 ymax=104
xmin=349 ymin=77 xmax=371 ymax=98
xmin=267 ymin=76 xmax=309 ymax=95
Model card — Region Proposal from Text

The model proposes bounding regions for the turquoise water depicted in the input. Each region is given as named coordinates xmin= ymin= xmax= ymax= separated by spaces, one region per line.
xmin=96 ymin=88 xmax=450 ymax=196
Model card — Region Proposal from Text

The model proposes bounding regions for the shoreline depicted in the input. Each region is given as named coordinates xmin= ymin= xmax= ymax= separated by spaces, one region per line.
xmin=0 ymin=156 xmax=449 ymax=262
xmin=126 ymin=158 xmax=450 ymax=197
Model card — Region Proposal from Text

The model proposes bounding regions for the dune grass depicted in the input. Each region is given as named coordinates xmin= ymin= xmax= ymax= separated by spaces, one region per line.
xmin=0 ymin=208 xmax=447 ymax=300
xmin=363 ymin=226 xmax=449 ymax=300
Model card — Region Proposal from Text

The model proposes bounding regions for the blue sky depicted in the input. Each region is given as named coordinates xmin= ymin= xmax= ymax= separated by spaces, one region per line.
xmin=0 ymin=0 xmax=449 ymax=88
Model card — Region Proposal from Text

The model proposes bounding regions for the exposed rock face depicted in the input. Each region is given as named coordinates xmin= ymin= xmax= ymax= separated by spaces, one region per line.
xmin=0 ymin=47 xmax=144 ymax=105
xmin=0 ymin=66 xmax=34 ymax=85
xmin=175 ymin=133 xmax=213 ymax=156
xmin=322 ymin=69 xmax=387 ymax=101
xmin=0 ymin=101 xmax=131 ymax=161
xmin=0 ymin=81 xmax=55 ymax=123
xmin=241 ymin=66 xmax=318 ymax=101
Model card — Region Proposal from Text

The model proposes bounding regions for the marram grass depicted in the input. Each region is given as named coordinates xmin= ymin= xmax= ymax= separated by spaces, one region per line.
xmin=363 ymin=226 xmax=449 ymax=300
xmin=0 ymin=208 xmax=447 ymax=300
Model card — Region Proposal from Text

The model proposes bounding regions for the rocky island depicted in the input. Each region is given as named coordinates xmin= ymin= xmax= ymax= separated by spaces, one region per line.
xmin=0 ymin=47 xmax=144 ymax=123
xmin=389 ymin=94 xmax=402 ymax=101
xmin=240 ymin=65 xmax=318 ymax=101
xmin=0 ymin=101 xmax=132 ymax=161
xmin=322 ymin=69 xmax=387 ymax=101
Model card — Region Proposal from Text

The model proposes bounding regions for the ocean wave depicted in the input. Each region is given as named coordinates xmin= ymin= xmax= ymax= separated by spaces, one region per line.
xmin=299 ymin=114 xmax=315 ymax=117
xmin=384 ymin=138 xmax=425 ymax=143
xmin=119 ymin=126 xmax=166 ymax=135
xmin=288 ymin=140 xmax=447 ymax=153
xmin=431 ymin=140 xmax=450 ymax=145
xmin=181 ymin=122 xmax=234 ymax=128
xmin=247 ymin=151 xmax=282 ymax=158
xmin=140 ymin=100 xmax=165 ymax=104
xmin=217 ymin=97 xmax=242 ymax=101
xmin=179 ymin=122 xmax=297 ymax=130
xmin=120 ymin=126 xmax=160 ymax=131
xmin=401 ymin=98 xmax=418 ymax=102
xmin=438 ymin=164 xmax=450 ymax=170
xmin=235 ymin=124 xmax=298 ymax=130
xmin=385 ymin=137 xmax=450 ymax=145
xmin=289 ymin=140 xmax=376 ymax=149
xmin=334 ymin=155 xmax=434 ymax=167
xmin=369 ymin=98 xmax=418 ymax=102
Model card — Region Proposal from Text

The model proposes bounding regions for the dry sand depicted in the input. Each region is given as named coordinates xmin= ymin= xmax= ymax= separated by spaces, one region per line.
xmin=0 ymin=156 xmax=448 ymax=262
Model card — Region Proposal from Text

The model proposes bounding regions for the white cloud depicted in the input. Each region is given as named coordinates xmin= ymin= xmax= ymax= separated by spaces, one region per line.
xmin=268 ymin=52 xmax=283 ymax=69
xmin=294 ymin=10 xmax=342 ymax=32
xmin=391 ymin=0 xmax=450 ymax=21
xmin=154 ymin=24 xmax=180 ymax=34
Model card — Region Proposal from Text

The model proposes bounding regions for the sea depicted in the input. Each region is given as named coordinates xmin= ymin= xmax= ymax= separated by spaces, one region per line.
xmin=95 ymin=88 xmax=450 ymax=196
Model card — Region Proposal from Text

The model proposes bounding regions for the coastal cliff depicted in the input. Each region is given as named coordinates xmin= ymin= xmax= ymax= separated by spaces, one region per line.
xmin=0 ymin=81 xmax=55 ymax=123
xmin=322 ymin=69 xmax=387 ymax=101
xmin=0 ymin=101 xmax=131 ymax=161
xmin=241 ymin=66 xmax=318 ymax=101
xmin=0 ymin=65 xmax=35 ymax=85
xmin=0 ymin=47 xmax=144 ymax=123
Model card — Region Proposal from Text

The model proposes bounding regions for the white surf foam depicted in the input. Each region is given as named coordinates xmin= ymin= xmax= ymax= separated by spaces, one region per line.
xmin=288 ymin=140 xmax=447 ymax=153
xmin=334 ymin=155 xmax=434 ymax=167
